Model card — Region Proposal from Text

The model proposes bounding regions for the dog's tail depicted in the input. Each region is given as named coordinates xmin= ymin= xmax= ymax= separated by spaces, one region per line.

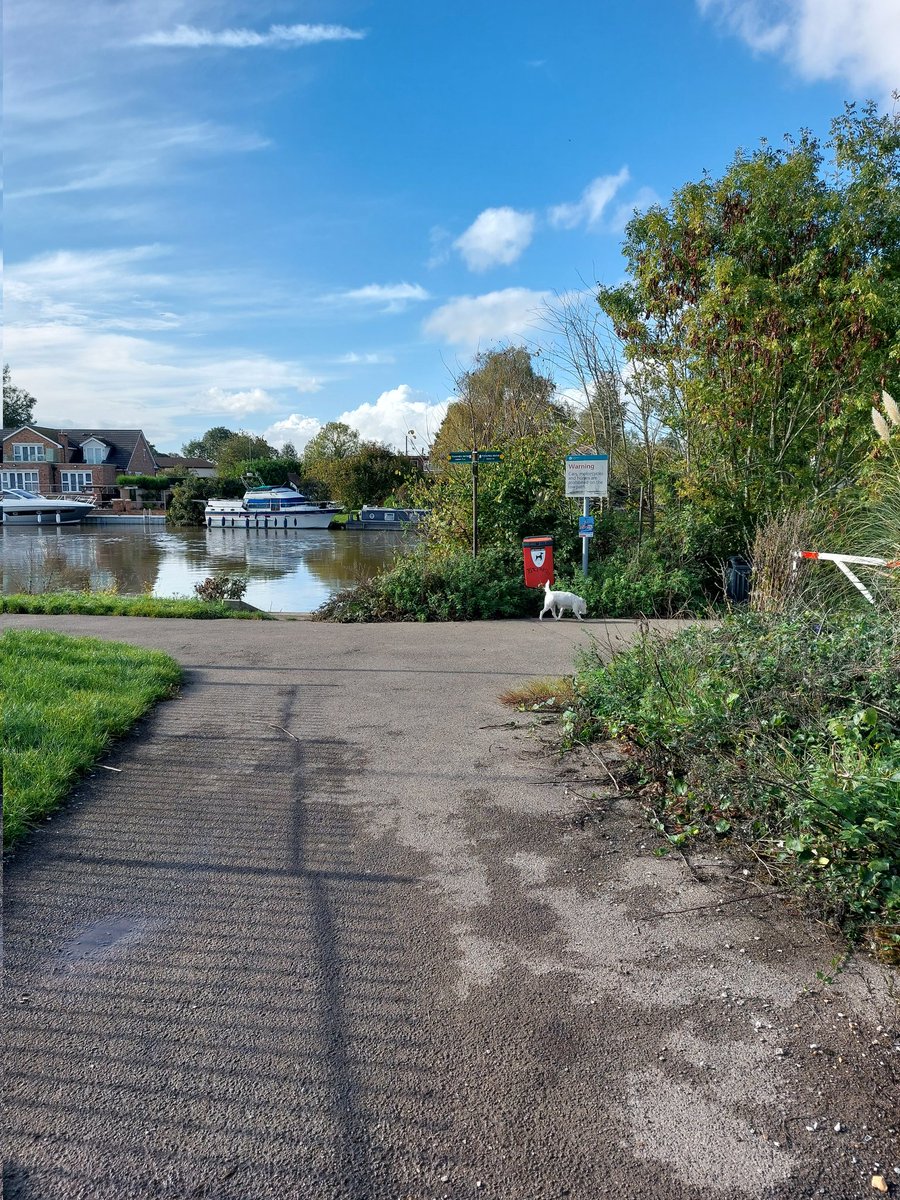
xmin=543 ymin=578 xmax=551 ymax=592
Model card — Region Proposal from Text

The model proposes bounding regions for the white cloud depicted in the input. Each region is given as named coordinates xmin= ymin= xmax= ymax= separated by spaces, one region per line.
xmin=338 ymin=385 xmax=450 ymax=450
xmin=135 ymin=24 xmax=366 ymax=49
xmin=697 ymin=0 xmax=900 ymax=95
xmin=549 ymin=168 xmax=631 ymax=230
xmin=454 ymin=207 xmax=536 ymax=271
xmin=609 ymin=186 xmax=662 ymax=233
xmin=337 ymin=352 xmax=396 ymax=365
xmin=263 ymin=414 xmax=324 ymax=452
xmin=330 ymin=283 xmax=430 ymax=313
xmin=423 ymin=288 xmax=551 ymax=348
xmin=5 ymin=321 xmax=323 ymax=449
xmin=202 ymin=387 xmax=282 ymax=415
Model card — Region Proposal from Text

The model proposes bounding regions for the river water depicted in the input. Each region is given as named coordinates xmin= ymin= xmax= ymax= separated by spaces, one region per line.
xmin=0 ymin=524 xmax=412 ymax=613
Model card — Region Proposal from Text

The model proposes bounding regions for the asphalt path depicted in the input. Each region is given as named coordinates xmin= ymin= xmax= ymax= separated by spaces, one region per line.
xmin=3 ymin=615 xmax=898 ymax=1200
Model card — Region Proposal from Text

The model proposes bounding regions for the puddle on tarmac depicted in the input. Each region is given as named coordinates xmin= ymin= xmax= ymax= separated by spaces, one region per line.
xmin=54 ymin=916 xmax=149 ymax=968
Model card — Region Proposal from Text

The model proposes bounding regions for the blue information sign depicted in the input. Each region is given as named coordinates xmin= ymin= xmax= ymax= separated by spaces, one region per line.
xmin=578 ymin=515 xmax=595 ymax=538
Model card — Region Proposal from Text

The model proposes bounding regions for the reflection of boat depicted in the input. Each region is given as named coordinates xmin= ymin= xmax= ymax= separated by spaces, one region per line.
xmin=1 ymin=488 xmax=95 ymax=525
xmin=204 ymin=483 xmax=342 ymax=530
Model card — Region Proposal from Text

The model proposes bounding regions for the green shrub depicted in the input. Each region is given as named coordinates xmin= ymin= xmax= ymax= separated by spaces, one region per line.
xmin=554 ymin=545 xmax=706 ymax=618
xmin=317 ymin=545 xmax=535 ymax=622
xmin=571 ymin=610 xmax=900 ymax=956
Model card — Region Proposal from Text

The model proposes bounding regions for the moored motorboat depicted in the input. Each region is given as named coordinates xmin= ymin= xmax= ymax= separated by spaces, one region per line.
xmin=204 ymin=483 xmax=342 ymax=529
xmin=1 ymin=487 xmax=95 ymax=525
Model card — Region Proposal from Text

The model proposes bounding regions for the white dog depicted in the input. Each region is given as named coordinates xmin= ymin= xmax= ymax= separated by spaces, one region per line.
xmin=539 ymin=579 xmax=587 ymax=621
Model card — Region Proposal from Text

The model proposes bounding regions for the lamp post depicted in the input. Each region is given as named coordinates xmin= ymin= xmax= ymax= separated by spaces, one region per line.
xmin=405 ymin=429 xmax=416 ymax=456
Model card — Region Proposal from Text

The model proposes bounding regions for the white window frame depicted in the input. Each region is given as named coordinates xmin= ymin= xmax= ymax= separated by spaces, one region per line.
xmin=82 ymin=440 xmax=108 ymax=465
xmin=61 ymin=471 xmax=93 ymax=493
xmin=12 ymin=443 xmax=46 ymax=462
xmin=2 ymin=470 xmax=40 ymax=490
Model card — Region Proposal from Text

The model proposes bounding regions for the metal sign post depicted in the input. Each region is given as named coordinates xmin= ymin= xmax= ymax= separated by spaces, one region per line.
xmin=448 ymin=450 xmax=503 ymax=558
xmin=566 ymin=454 xmax=608 ymax=578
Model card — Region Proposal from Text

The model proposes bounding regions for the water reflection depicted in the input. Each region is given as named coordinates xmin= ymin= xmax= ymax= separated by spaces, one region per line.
xmin=0 ymin=525 xmax=409 ymax=612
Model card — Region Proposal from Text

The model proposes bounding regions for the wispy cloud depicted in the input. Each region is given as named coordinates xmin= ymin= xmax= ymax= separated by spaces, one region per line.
xmin=337 ymin=352 xmax=396 ymax=365
xmin=697 ymin=0 xmax=900 ymax=96
xmin=609 ymin=186 xmax=662 ymax=232
xmin=135 ymin=23 xmax=367 ymax=49
xmin=454 ymin=207 xmax=536 ymax=271
xmin=548 ymin=168 xmax=631 ymax=231
xmin=328 ymin=283 xmax=431 ymax=313
xmin=423 ymin=288 xmax=551 ymax=349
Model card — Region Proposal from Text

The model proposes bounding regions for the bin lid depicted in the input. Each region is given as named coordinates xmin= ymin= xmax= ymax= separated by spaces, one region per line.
xmin=522 ymin=536 xmax=553 ymax=547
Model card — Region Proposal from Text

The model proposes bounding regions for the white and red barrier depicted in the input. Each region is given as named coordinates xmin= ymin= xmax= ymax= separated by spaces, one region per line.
xmin=792 ymin=550 xmax=900 ymax=605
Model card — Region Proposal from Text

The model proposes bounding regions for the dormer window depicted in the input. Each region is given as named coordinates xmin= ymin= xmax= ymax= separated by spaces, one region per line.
xmin=81 ymin=438 xmax=109 ymax=465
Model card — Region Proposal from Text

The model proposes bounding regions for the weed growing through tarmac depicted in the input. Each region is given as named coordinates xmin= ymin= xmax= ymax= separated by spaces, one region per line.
xmin=499 ymin=676 xmax=577 ymax=712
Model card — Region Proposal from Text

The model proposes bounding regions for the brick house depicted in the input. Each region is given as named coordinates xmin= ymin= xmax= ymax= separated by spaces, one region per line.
xmin=0 ymin=426 xmax=159 ymax=503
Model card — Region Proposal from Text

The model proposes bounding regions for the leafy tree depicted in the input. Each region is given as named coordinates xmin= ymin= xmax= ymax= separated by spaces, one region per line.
xmin=431 ymin=347 xmax=568 ymax=464
xmin=216 ymin=435 xmax=277 ymax=474
xmin=166 ymin=475 xmax=244 ymax=526
xmin=336 ymin=443 xmax=421 ymax=510
xmin=3 ymin=365 xmax=37 ymax=428
xmin=181 ymin=426 xmax=236 ymax=462
xmin=303 ymin=421 xmax=361 ymax=466
xmin=416 ymin=425 xmax=577 ymax=557
xmin=280 ymin=441 xmax=298 ymax=460
xmin=599 ymin=102 xmax=900 ymax=538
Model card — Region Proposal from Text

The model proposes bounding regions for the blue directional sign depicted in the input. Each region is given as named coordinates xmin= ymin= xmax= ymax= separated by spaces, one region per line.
xmin=578 ymin=515 xmax=595 ymax=538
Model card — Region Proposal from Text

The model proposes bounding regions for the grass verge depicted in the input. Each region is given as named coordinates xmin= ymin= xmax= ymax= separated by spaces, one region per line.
xmin=568 ymin=609 xmax=900 ymax=962
xmin=0 ymin=592 xmax=269 ymax=618
xmin=1 ymin=629 xmax=182 ymax=847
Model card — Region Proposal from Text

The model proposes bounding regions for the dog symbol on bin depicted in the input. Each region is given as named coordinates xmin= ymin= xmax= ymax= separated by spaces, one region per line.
xmin=522 ymin=536 xmax=554 ymax=587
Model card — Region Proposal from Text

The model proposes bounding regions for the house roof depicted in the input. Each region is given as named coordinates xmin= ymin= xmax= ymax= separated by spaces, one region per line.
xmin=1 ymin=427 xmax=156 ymax=470
xmin=155 ymin=454 xmax=215 ymax=469
xmin=1 ymin=425 xmax=64 ymax=447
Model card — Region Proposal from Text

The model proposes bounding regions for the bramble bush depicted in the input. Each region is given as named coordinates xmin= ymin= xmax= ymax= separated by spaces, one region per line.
xmin=553 ymin=544 xmax=706 ymax=618
xmin=316 ymin=546 xmax=534 ymax=622
xmin=570 ymin=609 xmax=900 ymax=957
xmin=193 ymin=576 xmax=248 ymax=603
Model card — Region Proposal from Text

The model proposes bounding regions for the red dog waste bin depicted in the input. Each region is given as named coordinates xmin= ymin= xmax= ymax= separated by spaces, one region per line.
xmin=522 ymin=536 xmax=554 ymax=588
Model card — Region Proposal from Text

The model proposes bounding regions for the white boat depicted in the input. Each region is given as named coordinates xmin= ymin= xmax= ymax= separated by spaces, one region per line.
xmin=1 ymin=488 xmax=95 ymax=525
xmin=204 ymin=483 xmax=342 ymax=529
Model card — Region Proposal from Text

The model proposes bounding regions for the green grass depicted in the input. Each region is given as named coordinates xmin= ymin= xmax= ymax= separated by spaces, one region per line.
xmin=0 ymin=591 xmax=269 ymax=618
xmin=569 ymin=610 xmax=900 ymax=961
xmin=1 ymin=630 xmax=182 ymax=847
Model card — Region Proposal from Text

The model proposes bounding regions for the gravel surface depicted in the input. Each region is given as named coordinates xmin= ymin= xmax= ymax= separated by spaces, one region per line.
xmin=3 ymin=614 xmax=898 ymax=1200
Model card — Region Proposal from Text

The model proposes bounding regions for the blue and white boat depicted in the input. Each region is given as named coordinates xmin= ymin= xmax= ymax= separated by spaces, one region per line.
xmin=204 ymin=483 xmax=342 ymax=529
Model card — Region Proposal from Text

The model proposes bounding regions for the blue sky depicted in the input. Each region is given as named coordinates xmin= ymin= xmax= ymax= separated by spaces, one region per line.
xmin=5 ymin=1 xmax=898 ymax=454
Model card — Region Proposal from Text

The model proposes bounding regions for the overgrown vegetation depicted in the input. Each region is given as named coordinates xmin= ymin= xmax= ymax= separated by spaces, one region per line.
xmin=193 ymin=575 xmax=248 ymax=603
xmin=499 ymin=676 xmax=577 ymax=712
xmin=317 ymin=546 xmax=534 ymax=622
xmin=0 ymin=592 xmax=267 ymax=618
xmin=568 ymin=610 xmax=900 ymax=960
xmin=1 ymin=630 xmax=182 ymax=846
